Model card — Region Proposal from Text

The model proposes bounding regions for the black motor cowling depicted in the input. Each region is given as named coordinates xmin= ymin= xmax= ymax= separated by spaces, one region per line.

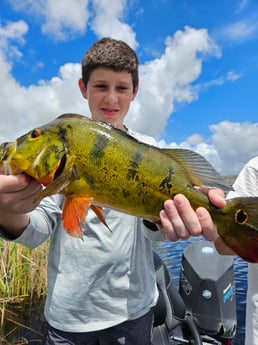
xmin=179 ymin=240 xmax=237 ymax=338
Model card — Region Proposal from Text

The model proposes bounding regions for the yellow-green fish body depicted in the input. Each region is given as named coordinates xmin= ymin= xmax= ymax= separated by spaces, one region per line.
xmin=1 ymin=113 xmax=258 ymax=263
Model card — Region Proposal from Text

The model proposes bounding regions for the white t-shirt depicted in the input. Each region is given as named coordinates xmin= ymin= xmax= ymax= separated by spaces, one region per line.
xmin=227 ymin=156 xmax=258 ymax=345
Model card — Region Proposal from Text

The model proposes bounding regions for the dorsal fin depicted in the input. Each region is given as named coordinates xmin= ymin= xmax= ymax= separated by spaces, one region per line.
xmin=160 ymin=148 xmax=231 ymax=191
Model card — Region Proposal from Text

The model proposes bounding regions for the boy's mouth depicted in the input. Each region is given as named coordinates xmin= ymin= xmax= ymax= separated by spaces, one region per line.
xmin=101 ymin=108 xmax=119 ymax=116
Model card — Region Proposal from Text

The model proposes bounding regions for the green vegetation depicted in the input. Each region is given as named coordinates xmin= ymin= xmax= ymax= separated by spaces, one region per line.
xmin=0 ymin=239 xmax=49 ymax=300
xmin=0 ymin=239 xmax=49 ymax=326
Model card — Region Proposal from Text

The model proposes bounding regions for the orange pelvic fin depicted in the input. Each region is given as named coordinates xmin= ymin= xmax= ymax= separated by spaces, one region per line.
xmin=62 ymin=196 xmax=92 ymax=239
xmin=90 ymin=205 xmax=112 ymax=232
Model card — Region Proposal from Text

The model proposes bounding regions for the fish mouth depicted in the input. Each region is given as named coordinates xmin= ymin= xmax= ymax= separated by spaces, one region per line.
xmin=0 ymin=142 xmax=21 ymax=175
xmin=0 ymin=142 xmax=16 ymax=161
xmin=53 ymin=153 xmax=67 ymax=181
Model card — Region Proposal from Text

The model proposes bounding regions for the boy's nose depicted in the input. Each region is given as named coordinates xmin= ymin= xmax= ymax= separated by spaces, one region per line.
xmin=105 ymin=90 xmax=118 ymax=103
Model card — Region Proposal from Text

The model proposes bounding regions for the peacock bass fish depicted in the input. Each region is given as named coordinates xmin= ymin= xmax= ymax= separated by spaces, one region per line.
xmin=1 ymin=113 xmax=258 ymax=262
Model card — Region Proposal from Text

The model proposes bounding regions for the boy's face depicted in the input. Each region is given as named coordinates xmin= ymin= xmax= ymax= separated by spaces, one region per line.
xmin=79 ymin=67 xmax=138 ymax=131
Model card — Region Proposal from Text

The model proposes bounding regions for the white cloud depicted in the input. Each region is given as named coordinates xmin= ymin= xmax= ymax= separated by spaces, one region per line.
xmin=209 ymin=121 xmax=258 ymax=174
xmin=7 ymin=0 xmax=90 ymax=41
xmin=126 ymin=26 xmax=221 ymax=136
xmin=0 ymin=19 xmax=88 ymax=141
xmin=91 ymin=0 xmax=138 ymax=49
xmin=42 ymin=0 xmax=90 ymax=41
xmin=226 ymin=70 xmax=242 ymax=81
xmin=219 ymin=20 xmax=258 ymax=42
xmin=173 ymin=121 xmax=258 ymax=175
xmin=0 ymin=20 xmax=28 ymax=59
xmin=0 ymin=59 xmax=88 ymax=142
xmin=235 ymin=0 xmax=249 ymax=13
xmin=6 ymin=0 xmax=135 ymax=44
xmin=6 ymin=0 xmax=45 ymax=15
xmin=202 ymin=70 xmax=242 ymax=89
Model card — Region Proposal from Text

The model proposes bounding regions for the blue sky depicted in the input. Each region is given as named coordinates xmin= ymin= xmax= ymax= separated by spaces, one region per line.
xmin=0 ymin=0 xmax=258 ymax=175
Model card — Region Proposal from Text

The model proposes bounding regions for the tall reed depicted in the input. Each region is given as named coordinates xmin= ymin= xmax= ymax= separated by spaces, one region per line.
xmin=0 ymin=239 xmax=49 ymax=323
xmin=0 ymin=239 xmax=49 ymax=342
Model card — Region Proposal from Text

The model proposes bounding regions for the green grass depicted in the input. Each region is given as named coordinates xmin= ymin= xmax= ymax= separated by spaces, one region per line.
xmin=0 ymin=239 xmax=49 ymax=326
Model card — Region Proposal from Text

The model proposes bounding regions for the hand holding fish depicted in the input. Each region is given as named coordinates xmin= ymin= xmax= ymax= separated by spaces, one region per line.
xmin=159 ymin=190 xmax=225 ymax=242
xmin=0 ymin=174 xmax=42 ymax=237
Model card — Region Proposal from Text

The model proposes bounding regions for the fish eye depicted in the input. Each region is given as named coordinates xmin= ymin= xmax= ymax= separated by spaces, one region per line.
xmin=31 ymin=129 xmax=41 ymax=139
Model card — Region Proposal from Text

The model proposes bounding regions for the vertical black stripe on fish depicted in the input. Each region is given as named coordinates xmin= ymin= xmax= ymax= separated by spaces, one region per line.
xmin=40 ymin=154 xmax=51 ymax=177
xmin=159 ymin=167 xmax=174 ymax=192
xmin=126 ymin=150 xmax=143 ymax=181
xmin=89 ymin=133 xmax=109 ymax=167
xmin=58 ymin=125 xmax=68 ymax=143
xmin=84 ymin=172 xmax=96 ymax=190
xmin=39 ymin=144 xmax=61 ymax=176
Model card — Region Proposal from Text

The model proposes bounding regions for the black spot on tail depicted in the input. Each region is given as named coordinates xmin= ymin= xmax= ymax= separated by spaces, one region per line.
xmin=235 ymin=209 xmax=248 ymax=225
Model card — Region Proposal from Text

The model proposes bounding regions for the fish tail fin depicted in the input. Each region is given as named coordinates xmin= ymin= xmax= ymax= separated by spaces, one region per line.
xmin=161 ymin=148 xmax=231 ymax=191
xmin=62 ymin=196 xmax=92 ymax=239
xmin=218 ymin=197 xmax=258 ymax=263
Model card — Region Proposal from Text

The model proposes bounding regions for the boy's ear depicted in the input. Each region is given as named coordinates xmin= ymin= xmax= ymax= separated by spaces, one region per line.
xmin=78 ymin=78 xmax=87 ymax=99
xmin=132 ymin=84 xmax=139 ymax=100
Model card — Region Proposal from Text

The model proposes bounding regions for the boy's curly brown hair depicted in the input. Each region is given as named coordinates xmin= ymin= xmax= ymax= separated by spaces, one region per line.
xmin=81 ymin=37 xmax=139 ymax=92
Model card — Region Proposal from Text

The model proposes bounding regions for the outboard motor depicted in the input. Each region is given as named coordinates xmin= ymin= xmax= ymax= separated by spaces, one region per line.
xmin=152 ymin=251 xmax=203 ymax=345
xmin=179 ymin=240 xmax=237 ymax=340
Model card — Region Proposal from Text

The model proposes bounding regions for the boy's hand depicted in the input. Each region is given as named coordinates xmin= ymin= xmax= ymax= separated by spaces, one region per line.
xmin=0 ymin=174 xmax=42 ymax=215
xmin=159 ymin=189 xmax=225 ymax=242
xmin=0 ymin=174 xmax=42 ymax=236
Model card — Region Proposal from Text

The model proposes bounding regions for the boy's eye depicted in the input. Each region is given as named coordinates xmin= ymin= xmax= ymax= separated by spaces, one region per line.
xmin=94 ymin=84 xmax=130 ymax=92
xmin=95 ymin=84 xmax=107 ymax=89
xmin=117 ymin=86 xmax=129 ymax=92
